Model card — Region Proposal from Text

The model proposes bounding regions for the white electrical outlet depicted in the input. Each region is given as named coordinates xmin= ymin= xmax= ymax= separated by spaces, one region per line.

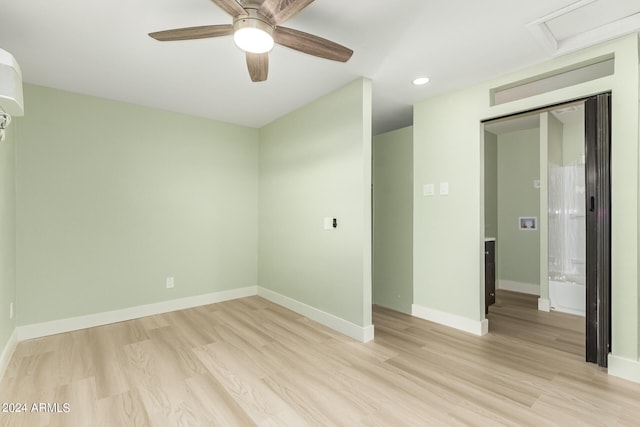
xmin=166 ymin=277 xmax=174 ymax=289
xmin=9 ymin=302 xmax=14 ymax=319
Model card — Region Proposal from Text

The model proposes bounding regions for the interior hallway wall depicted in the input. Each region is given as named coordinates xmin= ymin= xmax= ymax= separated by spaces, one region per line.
xmin=373 ymin=126 xmax=413 ymax=314
xmin=259 ymin=79 xmax=373 ymax=331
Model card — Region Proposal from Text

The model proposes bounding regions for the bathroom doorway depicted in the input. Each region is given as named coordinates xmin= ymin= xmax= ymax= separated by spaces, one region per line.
xmin=483 ymin=93 xmax=611 ymax=367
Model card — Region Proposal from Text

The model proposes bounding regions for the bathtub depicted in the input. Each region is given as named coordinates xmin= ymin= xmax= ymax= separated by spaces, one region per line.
xmin=549 ymin=274 xmax=585 ymax=317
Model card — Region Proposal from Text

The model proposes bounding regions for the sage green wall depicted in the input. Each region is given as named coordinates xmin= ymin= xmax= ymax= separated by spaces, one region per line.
xmin=413 ymin=35 xmax=639 ymax=367
xmin=414 ymin=85 xmax=486 ymax=321
xmin=0 ymin=124 xmax=16 ymax=352
xmin=16 ymin=85 xmax=259 ymax=325
xmin=259 ymin=79 xmax=373 ymax=327
xmin=484 ymin=131 xmax=498 ymax=240
xmin=497 ymin=129 xmax=540 ymax=287
xmin=373 ymin=126 xmax=413 ymax=314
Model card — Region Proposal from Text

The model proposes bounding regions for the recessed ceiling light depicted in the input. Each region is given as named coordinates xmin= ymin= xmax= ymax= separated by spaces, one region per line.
xmin=413 ymin=77 xmax=430 ymax=86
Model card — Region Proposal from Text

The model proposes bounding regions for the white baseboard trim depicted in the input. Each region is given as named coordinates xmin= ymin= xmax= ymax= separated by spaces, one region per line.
xmin=608 ymin=354 xmax=640 ymax=384
xmin=17 ymin=286 xmax=258 ymax=341
xmin=0 ymin=328 xmax=18 ymax=383
xmin=412 ymin=304 xmax=488 ymax=336
xmin=257 ymin=287 xmax=374 ymax=343
xmin=498 ymin=280 xmax=540 ymax=296
xmin=538 ymin=298 xmax=551 ymax=312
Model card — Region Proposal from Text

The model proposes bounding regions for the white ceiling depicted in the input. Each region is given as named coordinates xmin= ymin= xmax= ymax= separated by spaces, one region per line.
xmin=1 ymin=0 xmax=638 ymax=134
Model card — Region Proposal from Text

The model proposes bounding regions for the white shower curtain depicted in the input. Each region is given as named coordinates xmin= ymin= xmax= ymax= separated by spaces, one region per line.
xmin=548 ymin=162 xmax=586 ymax=284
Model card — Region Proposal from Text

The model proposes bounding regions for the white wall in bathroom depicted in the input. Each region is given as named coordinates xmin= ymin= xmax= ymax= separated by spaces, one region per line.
xmin=562 ymin=120 xmax=585 ymax=166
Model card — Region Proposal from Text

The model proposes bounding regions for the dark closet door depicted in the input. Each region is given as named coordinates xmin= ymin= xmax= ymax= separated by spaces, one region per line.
xmin=485 ymin=240 xmax=495 ymax=314
xmin=585 ymin=93 xmax=611 ymax=367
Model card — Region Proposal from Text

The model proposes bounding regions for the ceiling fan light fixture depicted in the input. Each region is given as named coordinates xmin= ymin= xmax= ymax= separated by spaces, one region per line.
xmin=234 ymin=27 xmax=274 ymax=53
xmin=233 ymin=12 xmax=274 ymax=54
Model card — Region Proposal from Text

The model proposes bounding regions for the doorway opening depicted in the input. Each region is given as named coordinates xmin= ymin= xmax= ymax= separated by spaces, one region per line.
xmin=483 ymin=93 xmax=611 ymax=367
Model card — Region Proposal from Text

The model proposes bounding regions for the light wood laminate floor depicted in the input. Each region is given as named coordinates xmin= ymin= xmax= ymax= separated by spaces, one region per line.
xmin=1 ymin=290 xmax=639 ymax=426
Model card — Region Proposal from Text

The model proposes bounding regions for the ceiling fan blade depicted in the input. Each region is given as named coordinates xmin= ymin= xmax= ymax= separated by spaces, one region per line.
xmin=210 ymin=0 xmax=247 ymax=17
xmin=274 ymin=27 xmax=353 ymax=62
xmin=246 ymin=52 xmax=269 ymax=82
xmin=149 ymin=25 xmax=234 ymax=41
xmin=259 ymin=0 xmax=315 ymax=25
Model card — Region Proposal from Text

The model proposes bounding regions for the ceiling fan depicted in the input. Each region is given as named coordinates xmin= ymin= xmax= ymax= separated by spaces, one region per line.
xmin=149 ymin=0 xmax=353 ymax=82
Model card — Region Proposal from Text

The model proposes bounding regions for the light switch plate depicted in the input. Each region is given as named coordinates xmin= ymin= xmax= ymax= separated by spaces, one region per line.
xmin=534 ymin=179 xmax=541 ymax=189
xmin=324 ymin=217 xmax=333 ymax=230
xmin=440 ymin=182 xmax=449 ymax=195
xmin=423 ymin=184 xmax=435 ymax=196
